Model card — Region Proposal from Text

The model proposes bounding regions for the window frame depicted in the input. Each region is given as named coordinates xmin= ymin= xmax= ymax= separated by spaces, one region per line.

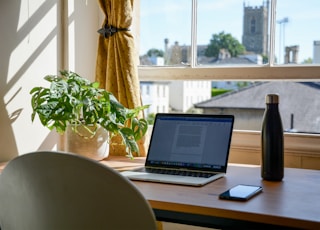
xmin=138 ymin=65 xmax=320 ymax=81
xmin=136 ymin=0 xmax=320 ymax=161
xmin=137 ymin=0 xmax=320 ymax=80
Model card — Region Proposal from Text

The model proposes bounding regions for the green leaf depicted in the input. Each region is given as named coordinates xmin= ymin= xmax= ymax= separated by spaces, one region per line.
xmin=132 ymin=118 xmax=149 ymax=141
xmin=30 ymin=70 xmax=149 ymax=158
xmin=119 ymin=127 xmax=139 ymax=154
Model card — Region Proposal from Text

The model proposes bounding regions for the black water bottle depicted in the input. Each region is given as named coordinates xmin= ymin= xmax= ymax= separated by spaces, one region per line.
xmin=261 ymin=94 xmax=284 ymax=181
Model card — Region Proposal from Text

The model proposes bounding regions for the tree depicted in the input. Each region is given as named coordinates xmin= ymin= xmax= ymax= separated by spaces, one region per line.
xmin=205 ymin=31 xmax=245 ymax=58
xmin=262 ymin=54 xmax=269 ymax=64
xmin=302 ymin=57 xmax=313 ymax=64
xmin=147 ymin=48 xmax=164 ymax=57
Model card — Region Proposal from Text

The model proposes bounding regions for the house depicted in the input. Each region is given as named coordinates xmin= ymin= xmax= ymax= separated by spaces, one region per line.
xmin=169 ymin=80 xmax=212 ymax=112
xmin=195 ymin=82 xmax=320 ymax=133
xmin=140 ymin=81 xmax=170 ymax=116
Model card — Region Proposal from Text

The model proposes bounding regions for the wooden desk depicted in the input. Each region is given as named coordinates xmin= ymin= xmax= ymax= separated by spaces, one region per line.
xmin=103 ymin=156 xmax=320 ymax=229
xmin=1 ymin=156 xmax=320 ymax=229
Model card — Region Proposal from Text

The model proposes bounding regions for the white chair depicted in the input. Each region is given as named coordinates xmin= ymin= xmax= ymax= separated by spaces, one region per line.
xmin=0 ymin=151 xmax=157 ymax=230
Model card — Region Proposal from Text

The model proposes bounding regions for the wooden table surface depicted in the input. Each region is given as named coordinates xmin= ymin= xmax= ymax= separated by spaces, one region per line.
xmin=103 ymin=156 xmax=320 ymax=229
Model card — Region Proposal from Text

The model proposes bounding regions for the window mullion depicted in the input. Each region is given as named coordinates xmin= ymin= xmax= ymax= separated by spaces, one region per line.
xmin=191 ymin=0 xmax=197 ymax=68
xmin=269 ymin=0 xmax=277 ymax=66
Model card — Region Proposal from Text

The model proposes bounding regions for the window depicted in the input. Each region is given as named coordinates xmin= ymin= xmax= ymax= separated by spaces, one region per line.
xmin=139 ymin=0 xmax=192 ymax=66
xmin=251 ymin=17 xmax=256 ymax=34
xmin=139 ymin=0 xmax=320 ymax=68
xmin=136 ymin=0 xmax=320 ymax=159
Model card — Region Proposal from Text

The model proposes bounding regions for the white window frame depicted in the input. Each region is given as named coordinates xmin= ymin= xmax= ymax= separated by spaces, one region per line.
xmin=136 ymin=0 xmax=320 ymax=161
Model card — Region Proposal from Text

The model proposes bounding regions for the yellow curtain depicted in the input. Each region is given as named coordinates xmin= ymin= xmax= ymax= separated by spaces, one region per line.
xmin=95 ymin=0 xmax=147 ymax=156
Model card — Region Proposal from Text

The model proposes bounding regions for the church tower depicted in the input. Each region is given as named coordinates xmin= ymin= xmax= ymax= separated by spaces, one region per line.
xmin=242 ymin=1 xmax=269 ymax=55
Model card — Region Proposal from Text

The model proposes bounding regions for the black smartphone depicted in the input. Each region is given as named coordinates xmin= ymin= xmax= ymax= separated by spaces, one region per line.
xmin=219 ymin=184 xmax=263 ymax=201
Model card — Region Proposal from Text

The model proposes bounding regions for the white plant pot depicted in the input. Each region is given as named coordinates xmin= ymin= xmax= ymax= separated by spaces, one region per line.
xmin=64 ymin=124 xmax=109 ymax=160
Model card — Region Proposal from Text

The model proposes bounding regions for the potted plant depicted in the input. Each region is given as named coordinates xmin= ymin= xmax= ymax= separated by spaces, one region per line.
xmin=30 ymin=70 xmax=149 ymax=159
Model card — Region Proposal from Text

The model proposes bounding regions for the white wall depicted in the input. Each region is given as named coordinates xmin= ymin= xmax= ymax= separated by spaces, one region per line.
xmin=140 ymin=82 xmax=169 ymax=116
xmin=169 ymin=81 xmax=211 ymax=112
xmin=313 ymin=40 xmax=320 ymax=64
xmin=66 ymin=1 xmax=100 ymax=81
xmin=0 ymin=0 xmax=100 ymax=162
xmin=169 ymin=81 xmax=184 ymax=111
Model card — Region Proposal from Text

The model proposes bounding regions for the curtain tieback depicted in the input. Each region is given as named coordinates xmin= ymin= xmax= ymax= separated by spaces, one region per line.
xmin=97 ymin=24 xmax=130 ymax=38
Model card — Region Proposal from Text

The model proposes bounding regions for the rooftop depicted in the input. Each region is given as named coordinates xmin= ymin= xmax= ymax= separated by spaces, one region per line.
xmin=195 ymin=82 xmax=320 ymax=133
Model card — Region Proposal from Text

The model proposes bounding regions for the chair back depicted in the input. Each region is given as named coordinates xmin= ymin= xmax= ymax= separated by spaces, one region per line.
xmin=0 ymin=151 xmax=157 ymax=230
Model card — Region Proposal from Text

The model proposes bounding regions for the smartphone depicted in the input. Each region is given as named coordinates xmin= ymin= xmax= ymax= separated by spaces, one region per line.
xmin=219 ymin=184 xmax=263 ymax=201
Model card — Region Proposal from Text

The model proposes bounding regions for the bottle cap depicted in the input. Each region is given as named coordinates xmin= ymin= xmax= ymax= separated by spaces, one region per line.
xmin=266 ymin=94 xmax=279 ymax=104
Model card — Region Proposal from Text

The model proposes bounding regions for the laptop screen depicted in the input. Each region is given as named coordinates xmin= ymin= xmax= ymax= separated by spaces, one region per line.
xmin=145 ymin=113 xmax=234 ymax=172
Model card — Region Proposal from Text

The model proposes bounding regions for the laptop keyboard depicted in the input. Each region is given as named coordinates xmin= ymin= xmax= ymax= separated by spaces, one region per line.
xmin=145 ymin=168 xmax=217 ymax=178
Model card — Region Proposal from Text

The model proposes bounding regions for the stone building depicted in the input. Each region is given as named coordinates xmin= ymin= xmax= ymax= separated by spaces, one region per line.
xmin=242 ymin=1 xmax=269 ymax=55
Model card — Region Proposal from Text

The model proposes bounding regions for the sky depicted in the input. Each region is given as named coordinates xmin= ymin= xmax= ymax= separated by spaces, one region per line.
xmin=140 ymin=0 xmax=320 ymax=63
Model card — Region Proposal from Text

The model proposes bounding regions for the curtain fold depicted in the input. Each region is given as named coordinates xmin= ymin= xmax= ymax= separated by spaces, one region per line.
xmin=96 ymin=0 xmax=147 ymax=156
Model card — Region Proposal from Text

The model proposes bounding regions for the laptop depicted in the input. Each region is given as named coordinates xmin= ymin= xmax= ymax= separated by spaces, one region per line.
xmin=121 ymin=113 xmax=234 ymax=186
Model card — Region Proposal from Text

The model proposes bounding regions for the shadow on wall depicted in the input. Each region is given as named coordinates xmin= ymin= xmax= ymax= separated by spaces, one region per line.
xmin=0 ymin=0 xmax=22 ymax=161
xmin=0 ymin=0 xmax=59 ymax=162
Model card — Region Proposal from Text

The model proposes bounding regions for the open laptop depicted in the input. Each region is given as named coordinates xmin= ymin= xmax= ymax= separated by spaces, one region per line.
xmin=121 ymin=113 xmax=234 ymax=186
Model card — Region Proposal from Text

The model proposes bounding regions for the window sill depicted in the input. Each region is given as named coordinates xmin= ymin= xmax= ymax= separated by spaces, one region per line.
xmin=230 ymin=130 xmax=320 ymax=169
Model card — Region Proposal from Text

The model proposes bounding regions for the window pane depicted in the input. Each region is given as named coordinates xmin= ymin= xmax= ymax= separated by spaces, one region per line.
xmin=201 ymin=81 xmax=320 ymax=134
xmin=139 ymin=0 xmax=192 ymax=66
xmin=140 ymin=80 xmax=212 ymax=118
xmin=275 ymin=0 xmax=320 ymax=64
xmin=141 ymin=79 xmax=320 ymax=134
xmin=197 ymin=0 xmax=270 ymax=66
